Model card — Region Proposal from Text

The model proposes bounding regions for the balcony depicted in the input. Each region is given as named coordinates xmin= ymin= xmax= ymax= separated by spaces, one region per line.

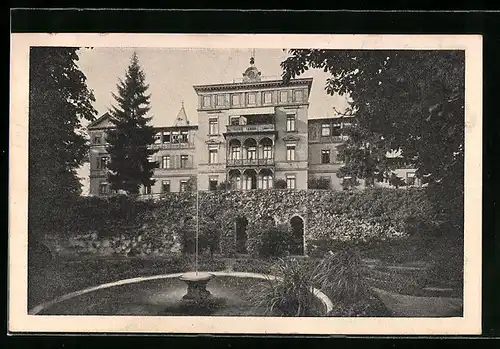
xmin=225 ymin=123 xmax=276 ymax=134
xmin=310 ymin=134 xmax=349 ymax=144
xmin=226 ymin=158 xmax=275 ymax=167
xmin=148 ymin=142 xmax=193 ymax=150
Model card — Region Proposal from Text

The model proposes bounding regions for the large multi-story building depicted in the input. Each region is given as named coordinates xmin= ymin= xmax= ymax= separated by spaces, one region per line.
xmin=87 ymin=57 xmax=420 ymax=196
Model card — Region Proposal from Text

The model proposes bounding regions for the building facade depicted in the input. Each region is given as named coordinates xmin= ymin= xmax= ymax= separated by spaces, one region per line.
xmin=193 ymin=58 xmax=311 ymax=191
xmin=87 ymin=58 xmax=420 ymax=196
xmin=88 ymin=105 xmax=198 ymax=196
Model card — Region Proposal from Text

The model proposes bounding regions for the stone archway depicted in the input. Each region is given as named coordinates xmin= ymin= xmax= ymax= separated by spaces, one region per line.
xmin=235 ymin=217 xmax=249 ymax=254
xmin=290 ymin=215 xmax=305 ymax=255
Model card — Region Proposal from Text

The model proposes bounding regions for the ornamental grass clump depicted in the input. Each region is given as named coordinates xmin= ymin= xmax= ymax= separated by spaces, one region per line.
xmin=248 ymin=258 xmax=319 ymax=316
xmin=314 ymin=245 xmax=371 ymax=303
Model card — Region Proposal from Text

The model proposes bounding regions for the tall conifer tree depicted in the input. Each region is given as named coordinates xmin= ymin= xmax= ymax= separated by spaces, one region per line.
xmin=106 ymin=52 xmax=158 ymax=194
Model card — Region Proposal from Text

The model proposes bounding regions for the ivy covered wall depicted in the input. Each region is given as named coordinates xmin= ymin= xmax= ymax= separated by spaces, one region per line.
xmin=43 ymin=188 xmax=434 ymax=257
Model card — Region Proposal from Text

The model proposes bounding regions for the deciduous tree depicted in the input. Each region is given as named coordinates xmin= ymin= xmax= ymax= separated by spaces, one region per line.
xmin=281 ymin=50 xmax=464 ymax=227
xmin=29 ymin=47 xmax=97 ymax=237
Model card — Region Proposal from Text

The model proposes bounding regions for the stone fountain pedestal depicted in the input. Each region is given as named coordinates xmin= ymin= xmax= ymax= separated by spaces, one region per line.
xmin=179 ymin=272 xmax=214 ymax=301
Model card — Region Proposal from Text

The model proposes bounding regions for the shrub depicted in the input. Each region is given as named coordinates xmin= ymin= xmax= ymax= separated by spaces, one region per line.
xmin=308 ymin=177 xmax=331 ymax=190
xmin=273 ymin=179 xmax=287 ymax=189
xmin=216 ymin=181 xmax=231 ymax=191
xmin=247 ymin=221 xmax=294 ymax=258
xmin=314 ymin=244 xmax=371 ymax=302
xmin=198 ymin=216 xmax=221 ymax=256
xmin=248 ymin=258 xmax=320 ymax=316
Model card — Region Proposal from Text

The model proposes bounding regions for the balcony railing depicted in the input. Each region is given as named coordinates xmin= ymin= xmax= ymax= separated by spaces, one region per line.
xmin=148 ymin=142 xmax=193 ymax=150
xmin=225 ymin=124 xmax=276 ymax=133
xmin=226 ymin=158 xmax=275 ymax=167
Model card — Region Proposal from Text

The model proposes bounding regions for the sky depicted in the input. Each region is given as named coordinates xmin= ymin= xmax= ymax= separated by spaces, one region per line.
xmin=76 ymin=47 xmax=350 ymax=126
xmin=75 ymin=47 xmax=350 ymax=194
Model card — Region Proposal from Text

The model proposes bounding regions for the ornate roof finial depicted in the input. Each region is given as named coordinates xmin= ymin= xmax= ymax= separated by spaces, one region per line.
xmin=242 ymin=48 xmax=261 ymax=82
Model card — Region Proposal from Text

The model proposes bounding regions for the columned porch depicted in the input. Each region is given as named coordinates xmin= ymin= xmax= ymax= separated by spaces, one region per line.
xmin=227 ymin=168 xmax=274 ymax=190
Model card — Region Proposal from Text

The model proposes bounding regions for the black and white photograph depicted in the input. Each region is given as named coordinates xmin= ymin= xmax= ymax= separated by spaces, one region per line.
xmin=9 ymin=34 xmax=482 ymax=335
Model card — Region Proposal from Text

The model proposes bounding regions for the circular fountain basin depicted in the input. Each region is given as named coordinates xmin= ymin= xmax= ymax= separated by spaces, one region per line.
xmin=29 ymin=272 xmax=333 ymax=317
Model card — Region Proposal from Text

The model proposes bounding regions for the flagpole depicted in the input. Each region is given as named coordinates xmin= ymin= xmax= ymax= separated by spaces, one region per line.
xmin=195 ymin=186 xmax=199 ymax=275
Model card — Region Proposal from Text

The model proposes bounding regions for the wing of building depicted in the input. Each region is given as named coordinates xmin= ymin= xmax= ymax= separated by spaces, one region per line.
xmin=87 ymin=57 xmax=421 ymax=197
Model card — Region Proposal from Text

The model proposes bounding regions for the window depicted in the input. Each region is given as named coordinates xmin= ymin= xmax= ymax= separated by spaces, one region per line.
xmin=280 ymin=90 xmax=288 ymax=103
xmin=247 ymin=93 xmax=256 ymax=105
xmin=209 ymin=177 xmax=218 ymax=191
xmin=154 ymin=132 xmax=162 ymax=144
xmin=321 ymin=150 xmax=331 ymax=164
xmin=162 ymin=180 xmax=170 ymax=193
xmin=286 ymin=175 xmax=296 ymax=189
xmin=286 ymin=114 xmax=296 ymax=132
xmin=263 ymin=144 xmax=272 ymax=159
xmin=231 ymin=94 xmax=240 ymax=106
xmin=147 ymin=155 xmax=154 ymax=163
xmin=162 ymin=155 xmax=171 ymax=169
xmin=209 ymin=148 xmax=218 ymax=164
xmin=261 ymin=175 xmax=273 ymax=189
xmin=321 ymin=123 xmax=331 ymax=137
xmin=93 ymin=135 xmax=101 ymax=144
xmin=203 ymin=96 xmax=211 ymax=107
xmin=231 ymin=145 xmax=241 ymax=160
xmin=286 ymin=145 xmax=296 ymax=161
xmin=233 ymin=175 xmax=241 ymax=190
xmin=321 ymin=176 xmax=331 ymax=183
xmin=209 ymin=118 xmax=218 ymax=135
xmin=180 ymin=130 xmax=188 ymax=143
xmin=230 ymin=116 xmax=240 ymax=126
xmin=99 ymin=182 xmax=109 ymax=195
xmin=246 ymin=146 xmax=256 ymax=160
xmin=332 ymin=123 xmax=342 ymax=136
xmin=407 ymin=172 xmax=416 ymax=186
xmin=263 ymin=91 xmax=272 ymax=104
xmin=216 ymin=94 xmax=226 ymax=106
xmin=180 ymin=180 xmax=188 ymax=192
xmin=171 ymin=131 xmax=179 ymax=143
xmin=294 ymin=90 xmax=303 ymax=102
xmin=180 ymin=155 xmax=189 ymax=168
xmin=144 ymin=185 xmax=152 ymax=195
xmin=163 ymin=131 xmax=171 ymax=143
xmin=97 ymin=156 xmax=108 ymax=170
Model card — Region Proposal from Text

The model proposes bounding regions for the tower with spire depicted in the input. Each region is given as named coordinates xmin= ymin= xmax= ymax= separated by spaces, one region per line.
xmin=174 ymin=102 xmax=190 ymax=126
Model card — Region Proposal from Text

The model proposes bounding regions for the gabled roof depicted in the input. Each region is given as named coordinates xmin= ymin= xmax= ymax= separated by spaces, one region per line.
xmin=87 ymin=112 xmax=114 ymax=129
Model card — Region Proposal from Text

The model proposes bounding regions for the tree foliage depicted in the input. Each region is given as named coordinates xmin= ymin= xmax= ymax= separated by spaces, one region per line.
xmin=308 ymin=177 xmax=332 ymax=190
xmin=273 ymin=179 xmax=287 ymax=189
xmin=106 ymin=52 xmax=158 ymax=194
xmin=29 ymin=47 xmax=97 ymax=236
xmin=281 ymin=50 xmax=464 ymax=225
